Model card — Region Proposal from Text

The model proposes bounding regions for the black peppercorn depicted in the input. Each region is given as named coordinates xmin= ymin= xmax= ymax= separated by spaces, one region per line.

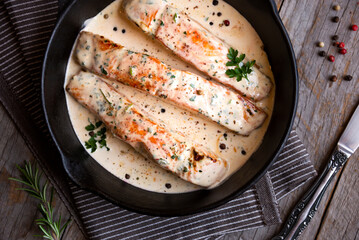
xmin=122 ymin=29 xmax=126 ymax=33
xmin=219 ymin=143 xmax=226 ymax=150
xmin=125 ymin=174 xmax=130 ymax=179
xmin=209 ymin=22 xmax=214 ymax=26
xmin=333 ymin=16 xmax=340 ymax=22
xmin=212 ymin=0 xmax=219 ymax=6
xmin=165 ymin=183 xmax=172 ymax=189
xmin=113 ymin=27 xmax=117 ymax=31
xmin=319 ymin=51 xmax=326 ymax=57
xmin=330 ymin=75 xmax=337 ymax=82
xmin=217 ymin=12 xmax=222 ymax=17
xmin=241 ymin=150 xmax=246 ymax=155
xmin=161 ymin=108 xmax=166 ymax=113
xmin=344 ymin=75 xmax=353 ymax=81
xmin=332 ymin=35 xmax=339 ymax=41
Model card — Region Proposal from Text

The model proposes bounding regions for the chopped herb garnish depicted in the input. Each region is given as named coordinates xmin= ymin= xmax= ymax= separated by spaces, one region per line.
xmin=84 ymin=120 xmax=110 ymax=152
xmin=189 ymin=96 xmax=196 ymax=101
xmin=225 ymin=47 xmax=256 ymax=82
xmin=85 ymin=120 xmax=103 ymax=131
xmin=100 ymin=65 xmax=108 ymax=75
xmin=124 ymin=103 xmax=133 ymax=112
xmin=129 ymin=66 xmax=135 ymax=76
xmin=95 ymin=121 xmax=102 ymax=128
xmin=158 ymin=159 xmax=168 ymax=166
xmin=173 ymin=13 xmax=178 ymax=22
xmin=85 ymin=137 xmax=97 ymax=153
xmin=85 ymin=123 xmax=95 ymax=131
xmin=183 ymin=167 xmax=188 ymax=173
xmin=98 ymin=139 xmax=108 ymax=149
xmin=160 ymin=20 xmax=164 ymax=26
xmin=99 ymin=89 xmax=113 ymax=108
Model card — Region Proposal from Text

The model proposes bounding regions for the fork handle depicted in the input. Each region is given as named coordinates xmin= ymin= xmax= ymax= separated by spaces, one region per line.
xmin=272 ymin=148 xmax=348 ymax=240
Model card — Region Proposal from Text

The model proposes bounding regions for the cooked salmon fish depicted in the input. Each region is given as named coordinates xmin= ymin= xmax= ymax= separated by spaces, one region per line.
xmin=123 ymin=0 xmax=272 ymax=101
xmin=67 ymin=71 xmax=228 ymax=187
xmin=75 ymin=31 xmax=266 ymax=135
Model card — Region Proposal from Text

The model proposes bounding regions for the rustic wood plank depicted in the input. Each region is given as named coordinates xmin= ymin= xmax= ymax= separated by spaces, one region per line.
xmin=1 ymin=0 xmax=358 ymax=239
xmin=0 ymin=104 xmax=86 ymax=240
xmin=274 ymin=0 xmax=284 ymax=11
xmin=281 ymin=0 xmax=359 ymax=239
xmin=223 ymin=0 xmax=359 ymax=239
xmin=316 ymin=151 xmax=359 ymax=240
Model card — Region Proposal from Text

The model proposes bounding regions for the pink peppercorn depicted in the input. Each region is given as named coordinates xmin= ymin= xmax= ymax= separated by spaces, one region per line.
xmin=223 ymin=20 xmax=230 ymax=26
xmin=339 ymin=48 xmax=347 ymax=54
xmin=351 ymin=25 xmax=358 ymax=31
xmin=338 ymin=42 xmax=345 ymax=48
xmin=328 ymin=55 xmax=335 ymax=62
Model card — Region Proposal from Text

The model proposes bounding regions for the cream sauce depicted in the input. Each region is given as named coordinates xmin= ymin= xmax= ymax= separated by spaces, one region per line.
xmin=65 ymin=0 xmax=275 ymax=193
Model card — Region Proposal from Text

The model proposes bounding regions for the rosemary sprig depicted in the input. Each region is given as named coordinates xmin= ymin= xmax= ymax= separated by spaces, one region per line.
xmin=225 ymin=47 xmax=256 ymax=82
xmin=99 ymin=88 xmax=113 ymax=108
xmin=9 ymin=162 xmax=71 ymax=240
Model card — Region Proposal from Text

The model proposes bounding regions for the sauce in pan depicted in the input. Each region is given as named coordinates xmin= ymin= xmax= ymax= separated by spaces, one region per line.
xmin=65 ymin=0 xmax=275 ymax=193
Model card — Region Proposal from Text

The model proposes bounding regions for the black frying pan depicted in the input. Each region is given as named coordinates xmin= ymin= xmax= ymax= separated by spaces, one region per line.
xmin=42 ymin=0 xmax=298 ymax=216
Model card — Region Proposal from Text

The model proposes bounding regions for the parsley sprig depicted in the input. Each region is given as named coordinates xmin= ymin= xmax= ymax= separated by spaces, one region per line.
xmin=225 ymin=47 xmax=256 ymax=82
xmin=9 ymin=162 xmax=71 ymax=240
xmin=85 ymin=119 xmax=110 ymax=153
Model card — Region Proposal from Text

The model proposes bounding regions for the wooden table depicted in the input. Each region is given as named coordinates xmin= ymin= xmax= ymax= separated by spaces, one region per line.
xmin=1 ymin=0 xmax=358 ymax=239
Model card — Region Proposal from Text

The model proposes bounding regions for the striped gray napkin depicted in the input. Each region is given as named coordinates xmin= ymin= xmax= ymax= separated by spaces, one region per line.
xmin=0 ymin=1 xmax=317 ymax=239
xmin=69 ymin=130 xmax=316 ymax=240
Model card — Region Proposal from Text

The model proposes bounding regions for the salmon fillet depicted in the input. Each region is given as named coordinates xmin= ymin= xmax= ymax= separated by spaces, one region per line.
xmin=123 ymin=0 xmax=272 ymax=101
xmin=75 ymin=31 xmax=266 ymax=135
xmin=66 ymin=71 xmax=228 ymax=187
